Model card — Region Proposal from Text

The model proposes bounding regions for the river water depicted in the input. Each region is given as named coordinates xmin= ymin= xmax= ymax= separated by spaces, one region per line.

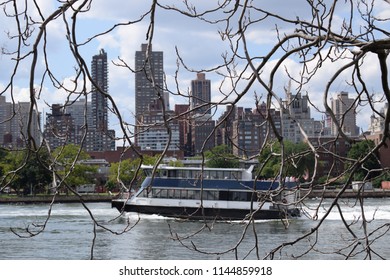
xmin=1 ymin=198 xmax=390 ymax=260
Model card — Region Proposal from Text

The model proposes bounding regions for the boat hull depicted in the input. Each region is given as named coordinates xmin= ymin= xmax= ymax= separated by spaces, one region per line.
xmin=111 ymin=200 xmax=299 ymax=220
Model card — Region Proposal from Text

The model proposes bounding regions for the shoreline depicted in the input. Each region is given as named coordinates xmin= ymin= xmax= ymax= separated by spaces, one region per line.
xmin=0 ymin=194 xmax=113 ymax=204
xmin=1 ymin=188 xmax=390 ymax=204
xmin=300 ymin=188 xmax=390 ymax=199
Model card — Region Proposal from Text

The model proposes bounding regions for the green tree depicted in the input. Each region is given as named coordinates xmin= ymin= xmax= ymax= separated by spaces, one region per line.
xmin=108 ymin=159 xmax=136 ymax=188
xmin=0 ymin=148 xmax=52 ymax=195
xmin=204 ymin=145 xmax=239 ymax=168
xmin=0 ymin=148 xmax=8 ymax=178
xmin=107 ymin=154 xmax=161 ymax=191
xmin=346 ymin=140 xmax=381 ymax=181
xmin=52 ymin=144 xmax=97 ymax=189
xmin=258 ymin=140 xmax=315 ymax=180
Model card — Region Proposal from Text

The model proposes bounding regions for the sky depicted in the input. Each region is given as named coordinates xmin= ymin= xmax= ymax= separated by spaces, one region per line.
xmin=1 ymin=0 xmax=390 ymax=143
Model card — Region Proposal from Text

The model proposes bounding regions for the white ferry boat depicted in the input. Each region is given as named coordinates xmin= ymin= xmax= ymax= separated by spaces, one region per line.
xmin=111 ymin=165 xmax=301 ymax=220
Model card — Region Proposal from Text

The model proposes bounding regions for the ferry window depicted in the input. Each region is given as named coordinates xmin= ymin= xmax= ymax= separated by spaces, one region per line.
xmin=140 ymin=189 xmax=149 ymax=198
xmin=222 ymin=171 xmax=229 ymax=179
xmin=153 ymin=188 xmax=168 ymax=198
xmin=144 ymin=169 xmax=152 ymax=176
xmin=195 ymin=190 xmax=201 ymax=200
xmin=188 ymin=190 xmax=201 ymax=200
xmin=231 ymin=191 xmax=248 ymax=201
xmin=231 ymin=172 xmax=241 ymax=180
xmin=167 ymin=189 xmax=175 ymax=198
xmin=170 ymin=189 xmax=181 ymax=199
xmin=180 ymin=189 xmax=187 ymax=199
xmin=195 ymin=172 xmax=202 ymax=180
xmin=187 ymin=190 xmax=195 ymax=199
xmin=152 ymin=188 xmax=164 ymax=198
xmin=209 ymin=170 xmax=217 ymax=179
xmin=219 ymin=191 xmax=229 ymax=201
xmin=175 ymin=189 xmax=182 ymax=199
xmin=203 ymin=190 xmax=218 ymax=200
xmin=161 ymin=170 xmax=168 ymax=178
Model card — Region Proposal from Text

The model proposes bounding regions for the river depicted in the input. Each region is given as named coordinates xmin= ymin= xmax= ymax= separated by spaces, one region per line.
xmin=1 ymin=198 xmax=390 ymax=260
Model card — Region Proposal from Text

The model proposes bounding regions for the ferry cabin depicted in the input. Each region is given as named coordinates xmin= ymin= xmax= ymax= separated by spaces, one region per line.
xmin=112 ymin=165 xmax=300 ymax=220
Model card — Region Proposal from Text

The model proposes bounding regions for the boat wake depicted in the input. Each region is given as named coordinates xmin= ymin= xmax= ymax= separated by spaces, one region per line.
xmin=301 ymin=199 xmax=390 ymax=221
xmin=123 ymin=212 xmax=175 ymax=221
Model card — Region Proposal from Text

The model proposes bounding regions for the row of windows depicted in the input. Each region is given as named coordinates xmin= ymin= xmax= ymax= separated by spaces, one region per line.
xmin=144 ymin=169 xmax=243 ymax=180
xmin=139 ymin=187 xmax=255 ymax=202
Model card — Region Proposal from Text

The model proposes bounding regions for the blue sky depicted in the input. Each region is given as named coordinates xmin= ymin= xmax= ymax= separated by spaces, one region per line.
xmin=1 ymin=0 xmax=390 ymax=141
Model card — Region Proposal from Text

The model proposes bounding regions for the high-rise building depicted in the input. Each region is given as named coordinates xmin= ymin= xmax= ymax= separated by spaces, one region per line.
xmin=44 ymin=99 xmax=96 ymax=151
xmin=366 ymin=103 xmax=390 ymax=169
xmin=64 ymin=98 xmax=93 ymax=132
xmin=91 ymin=49 xmax=108 ymax=132
xmin=89 ymin=49 xmax=115 ymax=151
xmin=0 ymin=96 xmax=41 ymax=148
xmin=281 ymin=86 xmax=322 ymax=143
xmin=187 ymin=73 xmax=215 ymax=155
xmin=215 ymin=105 xmax=242 ymax=149
xmin=135 ymin=44 xmax=170 ymax=149
xmin=191 ymin=117 xmax=216 ymax=155
xmin=135 ymin=44 xmax=168 ymax=120
xmin=190 ymin=73 xmax=211 ymax=115
xmin=0 ymin=96 xmax=12 ymax=146
xmin=136 ymin=99 xmax=180 ymax=152
xmin=43 ymin=104 xmax=75 ymax=149
xmin=328 ymin=91 xmax=358 ymax=136
xmin=231 ymin=103 xmax=281 ymax=158
xmin=175 ymin=104 xmax=192 ymax=155
xmin=368 ymin=103 xmax=388 ymax=134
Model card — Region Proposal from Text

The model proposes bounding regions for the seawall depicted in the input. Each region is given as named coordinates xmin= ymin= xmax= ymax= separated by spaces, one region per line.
xmin=301 ymin=188 xmax=390 ymax=199
xmin=0 ymin=194 xmax=113 ymax=204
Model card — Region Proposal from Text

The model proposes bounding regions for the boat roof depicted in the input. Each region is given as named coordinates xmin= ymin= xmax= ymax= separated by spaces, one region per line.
xmin=141 ymin=164 xmax=250 ymax=172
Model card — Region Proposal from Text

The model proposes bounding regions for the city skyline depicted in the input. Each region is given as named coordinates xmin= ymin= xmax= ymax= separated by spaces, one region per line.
xmin=0 ymin=46 xmax=376 ymax=153
xmin=1 ymin=1 xmax=388 ymax=143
